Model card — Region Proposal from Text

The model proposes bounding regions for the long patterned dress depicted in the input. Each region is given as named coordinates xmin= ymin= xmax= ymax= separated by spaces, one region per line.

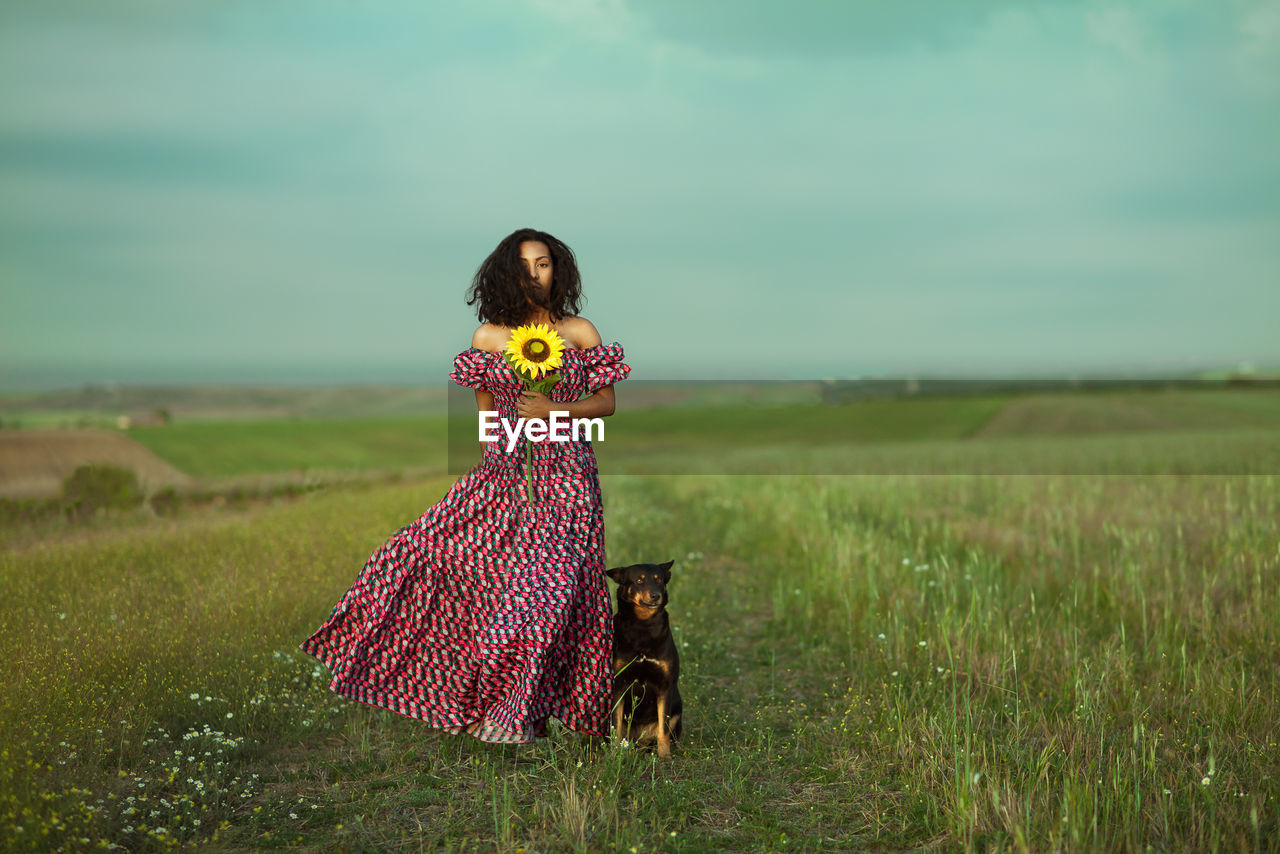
xmin=299 ymin=342 xmax=631 ymax=743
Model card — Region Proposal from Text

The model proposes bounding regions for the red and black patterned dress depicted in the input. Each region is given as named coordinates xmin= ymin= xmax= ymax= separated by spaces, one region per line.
xmin=299 ymin=342 xmax=631 ymax=744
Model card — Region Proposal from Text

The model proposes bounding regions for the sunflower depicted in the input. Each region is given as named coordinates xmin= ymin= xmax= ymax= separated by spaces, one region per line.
xmin=505 ymin=323 xmax=566 ymax=380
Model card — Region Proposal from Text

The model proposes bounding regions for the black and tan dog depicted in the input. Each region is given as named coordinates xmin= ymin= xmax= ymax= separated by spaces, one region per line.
xmin=606 ymin=560 xmax=682 ymax=759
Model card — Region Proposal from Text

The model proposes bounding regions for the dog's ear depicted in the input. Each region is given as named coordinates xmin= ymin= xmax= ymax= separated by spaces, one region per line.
xmin=606 ymin=566 xmax=627 ymax=584
xmin=658 ymin=559 xmax=674 ymax=584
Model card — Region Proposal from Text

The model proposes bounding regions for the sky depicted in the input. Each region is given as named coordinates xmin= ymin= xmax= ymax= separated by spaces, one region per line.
xmin=2 ymin=0 xmax=1278 ymax=390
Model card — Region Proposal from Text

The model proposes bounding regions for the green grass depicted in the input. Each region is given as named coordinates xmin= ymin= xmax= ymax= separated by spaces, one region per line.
xmin=127 ymin=417 xmax=449 ymax=479
xmin=4 ymin=392 xmax=1279 ymax=849
xmin=2 ymin=440 xmax=1277 ymax=850
xmin=29 ymin=389 xmax=1264 ymax=486
xmin=598 ymin=428 xmax=1280 ymax=475
xmin=599 ymin=389 xmax=1280 ymax=449
xmin=973 ymin=389 xmax=1280 ymax=437
xmin=607 ymin=396 xmax=1009 ymax=445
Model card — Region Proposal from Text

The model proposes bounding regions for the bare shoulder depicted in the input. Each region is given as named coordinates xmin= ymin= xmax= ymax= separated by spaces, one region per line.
xmin=471 ymin=323 xmax=508 ymax=353
xmin=559 ymin=316 xmax=602 ymax=349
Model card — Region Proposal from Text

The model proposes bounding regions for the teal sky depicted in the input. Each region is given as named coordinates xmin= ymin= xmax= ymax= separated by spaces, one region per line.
xmin=2 ymin=0 xmax=1278 ymax=390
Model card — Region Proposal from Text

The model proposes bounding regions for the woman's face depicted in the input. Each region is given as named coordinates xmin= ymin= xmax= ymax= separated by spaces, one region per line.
xmin=519 ymin=240 xmax=553 ymax=300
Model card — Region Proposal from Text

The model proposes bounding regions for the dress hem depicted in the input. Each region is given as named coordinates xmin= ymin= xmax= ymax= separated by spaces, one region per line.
xmin=298 ymin=639 xmax=608 ymax=745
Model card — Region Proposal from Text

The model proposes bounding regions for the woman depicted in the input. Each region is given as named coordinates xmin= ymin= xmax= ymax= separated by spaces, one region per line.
xmin=299 ymin=227 xmax=629 ymax=744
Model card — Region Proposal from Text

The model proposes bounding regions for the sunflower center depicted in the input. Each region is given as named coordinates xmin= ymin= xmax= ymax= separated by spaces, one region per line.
xmin=522 ymin=339 xmax=550 ymax=363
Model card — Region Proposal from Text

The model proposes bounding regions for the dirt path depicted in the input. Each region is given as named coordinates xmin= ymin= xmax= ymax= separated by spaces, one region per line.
xmin=0 ymin=428 xmax=193 ymax=498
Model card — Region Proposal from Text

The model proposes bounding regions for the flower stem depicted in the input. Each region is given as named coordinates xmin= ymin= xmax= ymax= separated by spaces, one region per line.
xmin=525 ymin=436 xmax=534 ymax=502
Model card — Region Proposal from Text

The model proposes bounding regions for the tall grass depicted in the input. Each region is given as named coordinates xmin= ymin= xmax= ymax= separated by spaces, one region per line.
xmin=690 ymin=473 xmax=1279 ymax=850
xmin=1 ymin=462 xmax=1276 ymax=849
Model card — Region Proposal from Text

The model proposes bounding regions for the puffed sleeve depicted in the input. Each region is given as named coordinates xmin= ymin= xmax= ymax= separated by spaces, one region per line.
xmin=581 ymin=342 xmax=631 ymax=395
xmin=450 ymin=348 xmax=492 ymax=390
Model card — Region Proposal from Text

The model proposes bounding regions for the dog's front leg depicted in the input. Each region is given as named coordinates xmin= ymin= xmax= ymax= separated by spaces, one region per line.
xmin=655 ymin=692 xmax=672 ymax=760
xmin=613 ymin=691 xmax=626 ymax=743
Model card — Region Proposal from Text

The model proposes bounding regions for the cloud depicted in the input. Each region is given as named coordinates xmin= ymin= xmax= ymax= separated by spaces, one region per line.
xmin=526 ymin=0 xmax=635 ymax=42
xmin=1233 ymin=0 xmax=1280 ymax=94
xmin=3 ymin=0 xmax=1278 ymax=384
xmin=1086 ymin=6 xmax=1156 ymax=62
xmin=621 ymin=0 xmax=1071 ymax=57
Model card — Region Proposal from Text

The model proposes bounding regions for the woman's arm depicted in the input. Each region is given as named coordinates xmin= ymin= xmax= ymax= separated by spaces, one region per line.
xmin=519 ymin=385 xmax=615 ymax=420
xmin=469 ymin=324 xmax=504 ymax=413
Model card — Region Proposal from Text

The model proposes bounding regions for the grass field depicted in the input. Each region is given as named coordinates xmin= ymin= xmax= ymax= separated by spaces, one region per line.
xmin=128 ymin=417 xmax=450 ymax=480
xmin=113 ymin=388 xmax=1280 ymax=479
xmin=2 ymin=391 xmax=1278 ymax=851
xmin=0 ymin=385 xmax=451 ymax=424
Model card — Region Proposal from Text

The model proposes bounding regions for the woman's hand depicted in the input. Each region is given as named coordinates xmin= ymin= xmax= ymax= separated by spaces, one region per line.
xmin=516 ymin=389 xmax=554 ymax=421
xmin=516 ymin=386 xmax=616 ymax=422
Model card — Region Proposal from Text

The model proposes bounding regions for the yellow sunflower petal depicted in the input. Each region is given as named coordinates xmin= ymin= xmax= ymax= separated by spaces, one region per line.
xmin=506 ymin=323 xmax=566 ymax=379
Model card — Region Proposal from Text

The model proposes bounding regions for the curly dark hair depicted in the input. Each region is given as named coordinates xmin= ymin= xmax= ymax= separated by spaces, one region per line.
xmin=466 ymin=228 xmax=584 ymax=327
